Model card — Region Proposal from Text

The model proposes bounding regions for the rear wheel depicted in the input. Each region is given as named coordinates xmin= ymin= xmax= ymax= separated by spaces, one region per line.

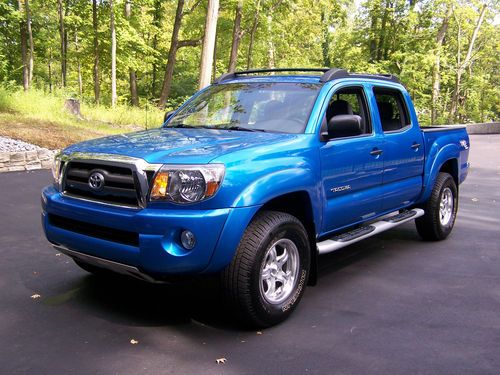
xmin=221 ymin=211 xmax=310 ymax=328
xmin=416 ymin=172 xmax=458 ymax=241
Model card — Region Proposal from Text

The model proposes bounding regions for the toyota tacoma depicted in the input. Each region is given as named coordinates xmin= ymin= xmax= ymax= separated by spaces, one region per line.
xmin=41 ymin=68 xmax=470 ymax=327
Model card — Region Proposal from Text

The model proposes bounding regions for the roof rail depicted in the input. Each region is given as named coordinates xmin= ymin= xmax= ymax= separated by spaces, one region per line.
xmin=213 ymin=68 xmax=401 ymax=84
xmin=213 ymin=68 xmax=330 ymax=84
xmin=349 ymin=73 xmax=401 ymax=84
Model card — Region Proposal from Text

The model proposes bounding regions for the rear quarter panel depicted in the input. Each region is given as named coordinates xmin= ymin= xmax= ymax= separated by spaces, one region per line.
xmin=419 ymin=127 xmax=470 ymax=203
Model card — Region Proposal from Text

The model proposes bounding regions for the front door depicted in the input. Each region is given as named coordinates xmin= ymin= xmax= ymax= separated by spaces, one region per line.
xmin=320 ymin=85 xmax=384 ymax=234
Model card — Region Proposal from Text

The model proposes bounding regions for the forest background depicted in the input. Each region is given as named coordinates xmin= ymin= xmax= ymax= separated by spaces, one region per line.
xmin=0 ymin=0 xmax=498 ymax=149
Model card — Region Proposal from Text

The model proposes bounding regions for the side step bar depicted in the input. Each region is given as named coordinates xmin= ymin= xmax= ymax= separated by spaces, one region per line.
xmin=317 ymin=208 xmax=424 ymax=255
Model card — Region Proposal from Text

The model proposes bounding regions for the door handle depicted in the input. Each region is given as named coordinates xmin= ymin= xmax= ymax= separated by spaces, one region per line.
xmin=411 ymin=143 xmax=421 ymax=149
xmin=370 ymin=148 xmax=383 ymax=156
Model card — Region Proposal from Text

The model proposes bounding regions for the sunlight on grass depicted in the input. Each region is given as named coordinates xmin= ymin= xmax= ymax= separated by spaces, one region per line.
xmin=0 ymin=87 xmax=165 ymax=149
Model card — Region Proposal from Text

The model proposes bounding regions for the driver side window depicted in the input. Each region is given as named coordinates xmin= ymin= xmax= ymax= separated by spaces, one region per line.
xmin=324 ymin=87 xmax=371 ymax=138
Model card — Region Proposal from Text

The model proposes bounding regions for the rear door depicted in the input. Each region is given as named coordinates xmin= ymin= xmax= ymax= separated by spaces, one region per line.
xmin=372 ymin=87 xmax=425 ymax=211
xmin=320 ymin=84 xmax=384 ymax=234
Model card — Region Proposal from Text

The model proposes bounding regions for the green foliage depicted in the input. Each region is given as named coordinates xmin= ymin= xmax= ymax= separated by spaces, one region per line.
xmin=0 ymin=0 xmax=498 ymax=126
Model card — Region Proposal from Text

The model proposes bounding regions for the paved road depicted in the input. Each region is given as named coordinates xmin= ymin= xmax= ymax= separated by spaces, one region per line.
xmin=1 ymin=135 xmax=499 ymax=374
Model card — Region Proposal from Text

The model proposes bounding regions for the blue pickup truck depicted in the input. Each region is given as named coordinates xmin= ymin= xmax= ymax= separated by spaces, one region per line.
xmin=42 ymin=68 xmax=470 ymax=327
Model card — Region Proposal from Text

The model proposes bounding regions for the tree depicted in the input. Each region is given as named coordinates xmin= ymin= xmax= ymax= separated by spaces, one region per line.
xmin=57 ymin=0 xmax=67 ymax=87
xmin=199 ymin=0 xmax=219 ymax=89
xmin=92 ymin=0 xmax=100 ymax=104
xmin=431 ymin=3 xmax=453 ymax=125
xmin=75 ymin=31 xmax=83 ymax=96
xmin=18 ymin=0 xmax=29 ymax=91
xmin=110 ymin=0 xmax=117 ymax=107
xmin=228 ymin=0 xmax=243 ymax=72
xmin=25 ymin=0 xmax=33 ymax=84
xmin=246 ymin=0 xmax=260 ymax=69
xmin=321 ymin=10 xmax=331 ymax=67
xmin=158 ymin=0 xmax=202 ymax=108
xmin=150 ymin=0 xmax=163 ymax=97
xmin=448 ymin=3 xmax=488 ymax=123
xmin=125 ymin=0 xmax=138 ymax=106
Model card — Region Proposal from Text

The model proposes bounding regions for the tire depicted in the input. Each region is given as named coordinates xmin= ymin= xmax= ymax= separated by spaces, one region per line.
xmin=221 ymin=210 xmax=311 ymax=328
xmin=416 ymin=172 xmax=458 ymax=241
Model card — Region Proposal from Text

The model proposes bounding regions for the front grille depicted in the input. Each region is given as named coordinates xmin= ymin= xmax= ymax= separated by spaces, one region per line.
xmin=49 ymin=214 xmax=139 ymax=247
xmin=63 ymin=161 xmax=139 ymax=207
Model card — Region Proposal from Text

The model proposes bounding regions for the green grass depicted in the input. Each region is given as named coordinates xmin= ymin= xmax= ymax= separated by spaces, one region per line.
xmin=0 ymin=87 xmax=164 ymax=149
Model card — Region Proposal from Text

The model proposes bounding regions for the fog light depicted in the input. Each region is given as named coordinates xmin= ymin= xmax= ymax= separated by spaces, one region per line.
xmin=180 ymin=230 xmax=196 ymax=250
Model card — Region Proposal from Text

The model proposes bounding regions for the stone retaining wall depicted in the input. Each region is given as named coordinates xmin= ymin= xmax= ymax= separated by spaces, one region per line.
xmin=0 ymin=149 xmax=58 ymax=172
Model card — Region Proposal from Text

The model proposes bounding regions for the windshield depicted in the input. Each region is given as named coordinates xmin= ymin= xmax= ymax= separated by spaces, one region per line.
xmin=167 ymin=82 xmax=320 ymax=133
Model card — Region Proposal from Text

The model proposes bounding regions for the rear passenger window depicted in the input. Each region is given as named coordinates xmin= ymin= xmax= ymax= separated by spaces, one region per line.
xmin=373 ymin=88 xmax=410 ymax=132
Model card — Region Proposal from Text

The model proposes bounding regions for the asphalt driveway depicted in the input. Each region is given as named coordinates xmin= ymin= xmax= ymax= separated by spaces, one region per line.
xmin=1 ymin=134 xmax=499 ymax=374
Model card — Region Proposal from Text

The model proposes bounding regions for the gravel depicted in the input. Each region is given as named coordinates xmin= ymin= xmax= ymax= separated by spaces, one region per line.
xmin=0 ymin=136 xmax=43 ymax=152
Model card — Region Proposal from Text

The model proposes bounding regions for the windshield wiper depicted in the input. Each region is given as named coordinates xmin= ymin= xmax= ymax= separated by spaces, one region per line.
xmin=226 ymin=126 xmax=267 ymax=133
xmin=169 ymin=124 xmax=218 ymax=130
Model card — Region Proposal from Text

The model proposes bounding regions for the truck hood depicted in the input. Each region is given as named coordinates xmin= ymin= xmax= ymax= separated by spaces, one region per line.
xmin=63 ymin=128 xmax=295 ymax=164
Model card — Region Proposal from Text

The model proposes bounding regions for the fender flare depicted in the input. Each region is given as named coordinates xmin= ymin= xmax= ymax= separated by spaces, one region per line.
xmin=420 ymin=143 xmax=460 ymax=203
xmin=203 ymin=168 xmax=321 ymax=274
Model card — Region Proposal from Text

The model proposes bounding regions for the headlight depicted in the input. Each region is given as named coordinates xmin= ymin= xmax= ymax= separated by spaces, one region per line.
xmin=150 ymin=164 xmax=225 ymax=203
xmin=51 ymin=153 xmax=63 ymax=184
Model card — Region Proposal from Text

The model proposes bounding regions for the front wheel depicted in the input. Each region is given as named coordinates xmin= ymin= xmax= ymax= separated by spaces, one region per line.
xmin=221 ymin=211 xmax=310 ymax=328
xmin=416 ymin=172 xmax=458 ymax=241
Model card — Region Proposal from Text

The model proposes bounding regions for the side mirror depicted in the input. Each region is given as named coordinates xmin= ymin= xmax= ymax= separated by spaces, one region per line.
xmin=164 ymin=110 xmax=175 ymax=123
xmin=326 ymin=114 xmax=363 ymax=139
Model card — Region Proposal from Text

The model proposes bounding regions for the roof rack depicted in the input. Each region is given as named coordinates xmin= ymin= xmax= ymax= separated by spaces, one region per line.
xmin=213 ymin=68 xmax=400 ymax=84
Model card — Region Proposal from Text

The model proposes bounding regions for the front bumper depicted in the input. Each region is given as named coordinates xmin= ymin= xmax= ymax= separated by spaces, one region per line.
xmin=41 ymin=185 xmax=258 ymax=278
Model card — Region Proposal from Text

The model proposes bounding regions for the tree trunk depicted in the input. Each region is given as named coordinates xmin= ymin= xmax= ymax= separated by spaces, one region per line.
xmin=92 ymin=0 xmax=100 ymax=104
xmin=431 ymin=4 xmax=452 ymax=125
xmin=246 ymin=0 xmax=260 ymax=70
xmin=267 ymin=14 xmax=275 ymax=69
xmin=228 ymin=0 xmax=243 ymax=72
xmin=158 ymin=0 xmax=185 ymax=108
xmin=25 ymin=0 xmax=34 ymax=84
xmin=199 ymin=0 xmax=219 ymax=89
xmin=376 ymin=0 xmax=390 ymax=62
xmin=75 ymin=32 xmax=83 ymax=96
xmin=369 ymin=7 xmax=379 ymax=62
xmin=151 ymin=0 xmax=162 ymax=97
xmin=48 ymin=48 xmax=53 ymax=93
xmin=321 ymin=10 xmax=331 ymax=67
xmin=157 ymin=0 xmax=204 ymax=107
xmin=57 ymin=0 xmax=66 ymax=87
xmin=212 ymin=28 xmax=217 ymax=80
xmin=18 ymin=0 xmax=29 ymax=91
xmin=110 ymin=0 xmax=117 ymax=107
xmin=125 ymin=0 xmax=139 ymax=106
xmin=449 ymin=4 xmax=487 ymax=123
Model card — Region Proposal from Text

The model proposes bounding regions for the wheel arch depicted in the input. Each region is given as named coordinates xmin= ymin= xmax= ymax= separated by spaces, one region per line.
xmin=420 ymin=142 xmax=460 ymax=203
xmin=439 ymin=158 xmax=459 ymax=188
xmin=258 ymin=191 xmax=318 ymax=286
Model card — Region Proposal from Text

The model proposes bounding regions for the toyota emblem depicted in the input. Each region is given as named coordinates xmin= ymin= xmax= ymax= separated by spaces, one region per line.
xmin=88 ymin=171 xmax=105 ymax=190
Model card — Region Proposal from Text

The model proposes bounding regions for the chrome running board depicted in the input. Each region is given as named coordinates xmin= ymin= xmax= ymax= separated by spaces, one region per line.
xmin=53 ymin=244 xmax=162 ymax=283
xmin=317 ymin=208 xmax=424 ymax=255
